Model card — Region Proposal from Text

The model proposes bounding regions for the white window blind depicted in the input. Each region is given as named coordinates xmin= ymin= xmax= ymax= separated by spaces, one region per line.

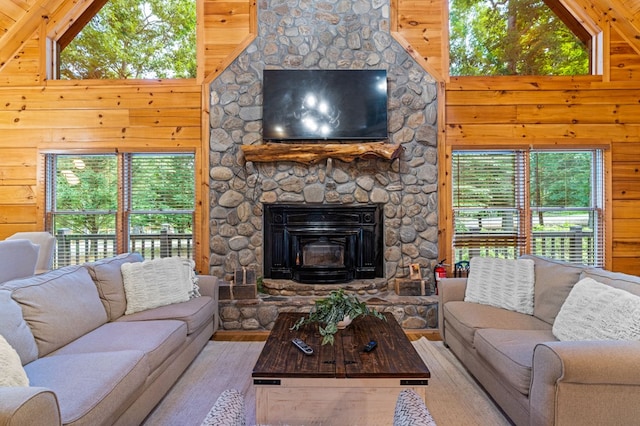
xmin=46 ymin=152 xmax=195 ymax=266
xmin=124 ymin=153 xmax=195 ymax=258
xmin=529 ymin=150 xmax=604 ymax=267
xmin=452 ymin=151 xmax=526 ymax=260
xmin=452 ymin=149 xmax=604 ymax=267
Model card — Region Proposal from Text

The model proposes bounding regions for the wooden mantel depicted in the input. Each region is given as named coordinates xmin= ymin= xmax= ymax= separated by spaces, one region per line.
xmin=240 ymin=142 xmax=403 ymax=164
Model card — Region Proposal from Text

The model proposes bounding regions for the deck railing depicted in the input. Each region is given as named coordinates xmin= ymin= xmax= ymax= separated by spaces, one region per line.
xmin=54 ymin=230 xmax=193 ymax=267
xmin=454 ymin=227 xmax=597 ymax=266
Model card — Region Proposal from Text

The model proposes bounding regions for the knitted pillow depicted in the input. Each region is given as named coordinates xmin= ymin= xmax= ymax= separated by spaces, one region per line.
xmin=393 ymin=389 xmax=436 ymax=426
xmin=464 ymin=257 xmax=535 ymax=315
xmin=201 ymin=389 xmax=246 ymax=426
xmin=553 ymin=277 xmax=640 ymax=341
xmin=122 ymin=257 xmax=200 ymax=315
xmin=0 ymin=334 xmax=29 ymax=387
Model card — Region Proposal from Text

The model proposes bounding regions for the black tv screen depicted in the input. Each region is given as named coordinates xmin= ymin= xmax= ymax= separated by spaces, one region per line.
xmin=262 ymin=69 xmax=388 ymax=141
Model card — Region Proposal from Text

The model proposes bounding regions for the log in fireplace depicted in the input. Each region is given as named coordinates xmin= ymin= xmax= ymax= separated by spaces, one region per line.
xmin=263 ymin=204 xmax=384 ymax=284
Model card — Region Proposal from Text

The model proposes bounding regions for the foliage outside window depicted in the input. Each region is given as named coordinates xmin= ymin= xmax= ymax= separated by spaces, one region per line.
xmin=449 ymin=0 xmax=590 ymax=76
xmin=59 ymin=0 xmax=196 ymax=79
xmin=46 ymin=153 xmax=195 ymax=266
xmin=452 ymin=150 xmax=604 ymax=266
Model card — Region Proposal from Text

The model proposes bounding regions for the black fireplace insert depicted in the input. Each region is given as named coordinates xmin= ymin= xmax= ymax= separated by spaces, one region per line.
xmin=263 ymin=204 xmax=384 ymax=284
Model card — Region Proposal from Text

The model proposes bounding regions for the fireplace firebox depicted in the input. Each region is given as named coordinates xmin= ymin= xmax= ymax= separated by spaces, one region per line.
xmin=263 ymin=204 xmax=384 ymax=284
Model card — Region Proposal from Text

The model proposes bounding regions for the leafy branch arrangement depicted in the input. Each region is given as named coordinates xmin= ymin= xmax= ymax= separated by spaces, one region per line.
xmin=290 ymin=289 xmax=385 ymax=345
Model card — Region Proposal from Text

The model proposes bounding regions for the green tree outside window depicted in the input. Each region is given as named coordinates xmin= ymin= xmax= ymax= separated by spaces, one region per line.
xmin=450 ymin=0 xmax=590 ymax=76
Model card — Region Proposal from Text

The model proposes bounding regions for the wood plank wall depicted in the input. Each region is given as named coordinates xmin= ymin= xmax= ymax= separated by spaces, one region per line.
xmin=444 ymin=76 xmax=640 ymax=275
xmin=1 ymin=0 xmax=640 ymax=275
xmin=0 ymin=81 xmax=207 ymax=270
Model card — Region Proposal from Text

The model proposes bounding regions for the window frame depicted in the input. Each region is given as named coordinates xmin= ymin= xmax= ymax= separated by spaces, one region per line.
xmin=44 ymin=150 xmax=196 ymax=266
xmin=449 ymin=146 xmax=607 ymax=267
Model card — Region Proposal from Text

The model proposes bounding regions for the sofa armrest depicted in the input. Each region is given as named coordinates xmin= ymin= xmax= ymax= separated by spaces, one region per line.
xmin=437 ymin=278 xmax=467 ymax=340
xmin=530 ymin=340 xmax=640 ymax=426
xmin=197 ymin=275 xmax=220 ymax=333
xmin=0 ymin=387 xmax=61 ymax=426
xmin=439 ymin=278 xmax=467 ymax=303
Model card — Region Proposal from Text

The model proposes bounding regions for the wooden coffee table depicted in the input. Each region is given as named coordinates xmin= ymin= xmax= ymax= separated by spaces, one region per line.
xmin=252 ymin=312 xmax=430 ymax=425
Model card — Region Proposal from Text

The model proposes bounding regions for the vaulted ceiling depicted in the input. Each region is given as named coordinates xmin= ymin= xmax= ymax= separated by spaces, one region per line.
xmin=2 ymin=0 xmax=640 ymax=78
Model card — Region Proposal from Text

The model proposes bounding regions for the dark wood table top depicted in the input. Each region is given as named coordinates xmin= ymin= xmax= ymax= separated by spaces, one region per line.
xmin=252 ymin=312 xmax=430 ymax=379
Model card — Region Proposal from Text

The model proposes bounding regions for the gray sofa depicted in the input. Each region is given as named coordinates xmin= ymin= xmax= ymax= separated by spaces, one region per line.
xmin=438 ymin=254 xmax=640 ymax=426
xmin=0 ymin=253 xmax=219 ymax=426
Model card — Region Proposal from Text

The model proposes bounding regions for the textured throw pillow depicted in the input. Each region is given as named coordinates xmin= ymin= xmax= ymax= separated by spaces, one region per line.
xmin=0 ymin=334 xmax=29 ymax=387
xmin=122 ymin=257 xmax=200 ymax=315
xmin=464 ymin=257 xmax=535 ymax=315
xmin=393 ymin=389 xmax=437 ymax=426
xmin=201 ymin=389 xmax=246 ymax=426
xmin=552 ymin=277 xmax=640 ymax=341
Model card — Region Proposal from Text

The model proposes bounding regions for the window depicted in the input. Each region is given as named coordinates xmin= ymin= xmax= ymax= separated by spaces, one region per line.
xmin=57 ymin=0 xmax=196 ymax=79
xmin=449 ymin=0 xmax=591 ymax=76
xmin=452 ymin=149 xmax=604 ymax=266
xmin=46 ymin=153 xmax=195 ymax=267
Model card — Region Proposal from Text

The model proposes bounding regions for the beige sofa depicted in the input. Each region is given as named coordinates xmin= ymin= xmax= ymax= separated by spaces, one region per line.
xmin=0 ymin=253 xmax=219 ymax=426
xmin=438 ymin=254 xmax=640 ymax=426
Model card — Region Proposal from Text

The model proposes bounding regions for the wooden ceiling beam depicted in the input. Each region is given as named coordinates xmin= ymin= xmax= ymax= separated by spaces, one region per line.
xmin=0 ymin=0 xmax=65 ymax=72
xmin=55 ymin=0 xmax=107 ymax=49
xmin=588 ymin=0 xmax=640 ymax=55
xmin=545 ymin=0 xmax=593 ymax=44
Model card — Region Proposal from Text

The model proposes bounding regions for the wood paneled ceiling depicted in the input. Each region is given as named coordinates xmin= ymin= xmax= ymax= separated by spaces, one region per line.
xmin=1 ymin=0 xmax=640 ymax=74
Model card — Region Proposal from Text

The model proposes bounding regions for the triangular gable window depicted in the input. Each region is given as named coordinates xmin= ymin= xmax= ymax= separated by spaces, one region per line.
xmin=450 ymin=0 xmax=593 ymax=76
xmin=56 ymin=0 xmax=196 ymax=80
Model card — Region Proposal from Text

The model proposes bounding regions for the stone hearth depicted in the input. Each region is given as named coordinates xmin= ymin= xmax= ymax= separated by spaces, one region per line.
xmin=219 ymin=292 xmax=438 ymax=331
xmin=261 ymin=278 xmax=387 ymax=296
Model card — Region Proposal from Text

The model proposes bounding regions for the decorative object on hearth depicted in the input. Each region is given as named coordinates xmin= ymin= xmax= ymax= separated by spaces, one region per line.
xmin=290 ymin=289 xmax=385 ymax=345
xmin=409 ymin=263 xmax=422 ymax=280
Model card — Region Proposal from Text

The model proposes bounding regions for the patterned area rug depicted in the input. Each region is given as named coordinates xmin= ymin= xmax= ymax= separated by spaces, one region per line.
xmin=143 ymin=338 xmax=510 ymax=426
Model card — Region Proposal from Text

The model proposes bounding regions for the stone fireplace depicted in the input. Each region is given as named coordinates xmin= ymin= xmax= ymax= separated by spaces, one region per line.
xmin=209 ymin=0 xmax=440 ymax=330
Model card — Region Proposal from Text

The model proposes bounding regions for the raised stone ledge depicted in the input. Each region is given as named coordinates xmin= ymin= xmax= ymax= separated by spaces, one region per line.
xmin=218 ymin=292 xmax=439 ymax=331
xmin=262 ymin=278 xmax=388 ymax=297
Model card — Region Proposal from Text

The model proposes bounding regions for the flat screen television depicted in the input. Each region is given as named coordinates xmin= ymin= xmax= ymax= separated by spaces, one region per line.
xmin=262 ymin=69 xmax=388 ymax=141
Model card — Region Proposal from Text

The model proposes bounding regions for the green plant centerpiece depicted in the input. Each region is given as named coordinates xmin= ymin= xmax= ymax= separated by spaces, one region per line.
xmin=291 ymin=289 xmax=385 ymax=345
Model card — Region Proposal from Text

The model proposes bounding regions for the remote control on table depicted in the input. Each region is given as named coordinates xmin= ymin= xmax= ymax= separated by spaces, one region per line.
xmin=363 ymin=340 xmax=377 ymax=352
xmin=292 ymin=338 xmax=314 ymax=355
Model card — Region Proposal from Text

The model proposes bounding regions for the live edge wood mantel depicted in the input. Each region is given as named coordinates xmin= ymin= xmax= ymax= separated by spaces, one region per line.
xmin=241 ymin=142 xmax=403 ymax=164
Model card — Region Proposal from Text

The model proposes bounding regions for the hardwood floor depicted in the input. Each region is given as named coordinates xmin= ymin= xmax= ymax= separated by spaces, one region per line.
xmin=213 ymin=329 xmax=442 ymax=341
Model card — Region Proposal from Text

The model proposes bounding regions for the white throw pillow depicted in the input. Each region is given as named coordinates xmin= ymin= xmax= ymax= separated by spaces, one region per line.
xmin=122 ymin=257 xmax=200 ymax=315
xmin=0 ymin=334 xmax=29 ymax=387
xmin=464 ymin=257 xmax=535 ymax=315
xmin=553 ymin=277 xmax=640 ymax=341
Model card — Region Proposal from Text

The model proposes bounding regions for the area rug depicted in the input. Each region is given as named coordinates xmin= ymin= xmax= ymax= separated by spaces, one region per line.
xmin=143 ymin=338 xmax=510 ymax=425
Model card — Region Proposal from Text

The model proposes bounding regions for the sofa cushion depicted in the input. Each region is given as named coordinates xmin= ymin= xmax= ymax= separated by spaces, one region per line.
xmin=122 ymin=257 xmax=200 ymax=315
xmin=553 ymin=277 xmax=640 ymax=341
xmin=3 ymin=265 xmax=108 ymax=357
xmin=0 ymin=239 xmax=39 ymax=284
xmin=520 ymin=254 xmax=584 ymax=325
xmin=475 ymin=329 xmax=557 ymax=396
xmin=85 ymin=252 xmax=143 ymax=321
xmin=50 ymin=320 xmax=187 ymax=373
xmin=25 ymin=351 xmax=147 ymax=426
xmin=0 ymin=335 xmax=29 ymax=387
xmin=465 ymin=257 xmax=535 ymax=315
xmin=580 ymin=268 xmax=640 ymax=297
xmin=116 ymin=295 xmax=215 ymax=334
xmin=0 ymin=289 xmax=38 ymax=365
xmin=443 ymin=301 xmax=551 ymax=347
